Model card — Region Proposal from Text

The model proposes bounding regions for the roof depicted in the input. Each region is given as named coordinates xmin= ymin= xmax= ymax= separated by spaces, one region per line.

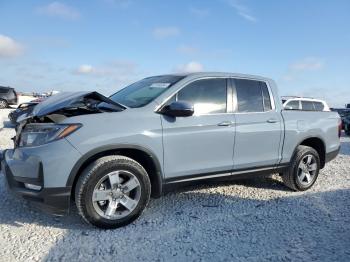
xmin=155 ymin=72 xmax=273 ymax=82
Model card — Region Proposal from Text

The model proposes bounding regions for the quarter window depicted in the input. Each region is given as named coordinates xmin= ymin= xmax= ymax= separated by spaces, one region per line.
xmin=234 ymin=79 xmax=272 ymax=112
xmin=176 ymin=78 xmax=227 ymax=114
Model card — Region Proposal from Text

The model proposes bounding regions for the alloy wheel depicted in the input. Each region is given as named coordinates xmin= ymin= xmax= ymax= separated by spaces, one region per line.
xmin=92 ymin=170 xmax=141 ymax=219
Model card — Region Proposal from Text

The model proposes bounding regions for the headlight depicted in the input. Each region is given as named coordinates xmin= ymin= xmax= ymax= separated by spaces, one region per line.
xmin=19 ymin=123 xmax=81 ymax=147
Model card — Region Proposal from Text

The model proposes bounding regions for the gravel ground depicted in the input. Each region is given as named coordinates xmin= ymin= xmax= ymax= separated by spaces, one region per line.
xmin=0 ymin=108 xmax=349 ymax=262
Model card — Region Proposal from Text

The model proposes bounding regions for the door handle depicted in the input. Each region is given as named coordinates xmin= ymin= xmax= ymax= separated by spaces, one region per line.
xmin=267 ymin=118 xmax=278 ymax=123
xmin=217 ymin=121 xmax=234 ymax=126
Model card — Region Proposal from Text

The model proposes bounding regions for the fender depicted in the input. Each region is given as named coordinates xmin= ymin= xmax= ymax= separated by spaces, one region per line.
xmin=66 ymin=144 xmax=164 ymax=197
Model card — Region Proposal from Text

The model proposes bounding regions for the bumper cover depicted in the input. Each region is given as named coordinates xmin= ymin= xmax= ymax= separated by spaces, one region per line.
xmin=325 ymin=146 xmax=340 ymax=163
xmin=1 ymin=154 xmax=71 ymax=215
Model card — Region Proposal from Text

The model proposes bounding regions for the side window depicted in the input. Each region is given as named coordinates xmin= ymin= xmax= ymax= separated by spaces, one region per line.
xmin=301 ymin=101 xmax=315 ymax=111
xmin=313 ymin=102 xmax=324 ymax=111
xmin=0 ymin=88 xmax=7 ymax=94
xmin=234 ymin=79 xmax=271 ymax=113
xmin=177 ymin=78 xmax=227 ymax=114
xmin=285 ymin=100 xmax=300 ymax=110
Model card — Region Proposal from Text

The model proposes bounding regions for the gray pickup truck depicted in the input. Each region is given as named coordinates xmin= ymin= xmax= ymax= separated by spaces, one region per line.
xmin=1 ymin=72 xmax=341 ymax=228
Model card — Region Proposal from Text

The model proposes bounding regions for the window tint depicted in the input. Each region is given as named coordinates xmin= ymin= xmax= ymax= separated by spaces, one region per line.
xmin=234 ymin=79 xmax=271 ymax=112
xmin=313 ymin=102 xmax=324 ymax=111
xmin=285 ymin=100 xmax=300 ymax=110
xmin=301 ymin=101 xmax=315 ymax=111
xmin=177 ymin=78 xmax=227 ymax=114
xmin=108 ymin=75 xmax=185 ymax=108
xmin=0 ymin=87 xmax=8 ymax=94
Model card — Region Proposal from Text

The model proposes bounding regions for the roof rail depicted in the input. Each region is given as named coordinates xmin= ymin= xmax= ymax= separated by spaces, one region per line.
xmin=281 ymin=95 xmax=315 ymax=99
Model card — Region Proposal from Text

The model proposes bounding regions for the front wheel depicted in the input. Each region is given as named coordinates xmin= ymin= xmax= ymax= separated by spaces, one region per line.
xmin=75 ymin=155 xmax=151 ymax=229
xmin=281 ymin=145 xmax=320 ymax=191
xmin=0 ymin=99 xmax=8 ymax=109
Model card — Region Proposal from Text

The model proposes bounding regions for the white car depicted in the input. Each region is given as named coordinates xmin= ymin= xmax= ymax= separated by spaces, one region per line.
xmin=282 ymin=97 xmax=330 ymax=111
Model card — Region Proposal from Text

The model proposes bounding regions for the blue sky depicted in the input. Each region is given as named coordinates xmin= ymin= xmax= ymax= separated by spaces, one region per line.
xmin=0 ymin=0 xmax=349 ymax=107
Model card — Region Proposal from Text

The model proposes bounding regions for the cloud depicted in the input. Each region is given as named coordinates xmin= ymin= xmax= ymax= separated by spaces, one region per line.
xmin=227 ymin=0 xmax=257 ymax=22
xmin=36 ymin=2 xmax=80 ymax=20
xmin=282 ymin=57 xmax=325 ymax=82
xmin=152 ymin=26 xmax=180 ymax=39
xmin=102 ymin=0 xmax=132 ymax=8
xmin=175 ymin=61 xmax=204 ymax=73
xmin=189 ymin=7 xmax=210 ymax=18
xmin=177 ymin=45 xmax=198 ymax=55
xmin=76 ymin=64 xmax=94 ymax=74
xmin=74 ymin=60 xmax=138 ymax=78
xmin=0 ymin=34 xmax=24 ymax=58
xmin=290 ymin=57 xmax=324 ymax=71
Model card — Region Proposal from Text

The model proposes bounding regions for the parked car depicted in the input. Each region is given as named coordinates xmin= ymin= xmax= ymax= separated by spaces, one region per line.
xmin=282 ymin=97 xmax=330 ymax=111
xmin=0 ymin=72 xmax=341 ymax=229
xmin=0 ymin=115 xmax=3 ymax=131
xmin=344 ymin=114 xmax=350 ymax=136
xmin=8 ymin=101 xmax=40 ymax=125
xmin=0 ymin=86 xmax=18 ymax=109
xmin=330 ymin=108 xmax=350 ymax=129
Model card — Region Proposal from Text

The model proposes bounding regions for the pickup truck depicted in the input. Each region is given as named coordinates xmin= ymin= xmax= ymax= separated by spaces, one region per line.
xmin=0 ymin=72 xmax=341 ymax=229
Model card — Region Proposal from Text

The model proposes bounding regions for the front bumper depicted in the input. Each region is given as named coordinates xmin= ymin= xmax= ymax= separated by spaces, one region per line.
xmin=0 ymin=139 xmax=82 ymax=215
xmin=1 ymin=157 xmax=70 ymax=215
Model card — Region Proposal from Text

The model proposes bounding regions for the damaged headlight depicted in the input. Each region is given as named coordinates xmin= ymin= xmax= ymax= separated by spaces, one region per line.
xmin=19 ymin=123 xmax=81 ymax=147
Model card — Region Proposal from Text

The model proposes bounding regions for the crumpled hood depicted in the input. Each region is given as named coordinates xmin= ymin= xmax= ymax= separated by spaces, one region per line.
xmin=31 ymin=91 xmax=123 ymax=117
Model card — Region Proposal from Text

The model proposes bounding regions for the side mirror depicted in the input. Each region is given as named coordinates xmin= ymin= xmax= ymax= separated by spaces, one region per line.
xmin=160 ymin=101 xmax=194 ymax=117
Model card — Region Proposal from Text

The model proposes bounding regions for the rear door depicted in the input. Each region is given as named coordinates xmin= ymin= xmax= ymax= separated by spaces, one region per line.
xmin=232 ymin=78 xmax=283 ymax=170
xmin=161 ymin=78 xmax=236 ymax=179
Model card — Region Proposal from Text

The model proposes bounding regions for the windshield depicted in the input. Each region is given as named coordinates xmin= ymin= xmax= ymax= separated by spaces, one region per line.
xmin=107 ymin=75 xmax=185 ymax=108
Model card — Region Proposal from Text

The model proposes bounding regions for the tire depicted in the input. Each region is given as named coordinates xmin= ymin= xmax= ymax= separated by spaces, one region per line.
xmin=75 ymin=155 xmax=151 ymax=229
xmin=0 ymin=99 xmax=8 ymax=109
xmin=281 ymin=145 xmax=320 ymax=191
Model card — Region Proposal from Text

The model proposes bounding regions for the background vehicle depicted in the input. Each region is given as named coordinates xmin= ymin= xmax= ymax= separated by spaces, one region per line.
xmin=1 ymin=73 xmax=341 ymax=229
xmin=330 ymin=108 xmax=350 ymax=129
xmin=0 ymin=86 xmax=18 ymax=109
xmin=346 ymin=104 xmax=350 ymax=109
xmin=282 ymin=96 xmax=330 ymax=111
xmin=344 ymin=115 xmax=350 ymax=136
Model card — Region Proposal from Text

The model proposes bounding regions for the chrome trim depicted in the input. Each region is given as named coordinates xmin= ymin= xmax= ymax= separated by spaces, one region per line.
xmin=155 ymin=75 xmax=277 ymax=115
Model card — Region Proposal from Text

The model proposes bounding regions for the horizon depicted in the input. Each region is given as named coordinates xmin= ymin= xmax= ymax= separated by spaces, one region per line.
xmin=0 ymin=0 xmax=349 ymax=107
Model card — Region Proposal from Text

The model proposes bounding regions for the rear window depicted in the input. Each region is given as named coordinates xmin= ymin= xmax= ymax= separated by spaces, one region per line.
xmin=301 ymin=101 xmax=315 ymax=111
xmin=0 ymin=87 xmax=9 ymax=94
xmin=313 ymin=102 xmax=324 ymax=111
xmin=285 ymin=100 xmax=299 ymax=110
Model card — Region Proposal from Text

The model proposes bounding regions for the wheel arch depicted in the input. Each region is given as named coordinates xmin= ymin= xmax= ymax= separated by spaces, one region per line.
xmin=67 ymin=145 xmax=163 ymax=200
xmin=297 ymin=136 xmax=326 ymax=168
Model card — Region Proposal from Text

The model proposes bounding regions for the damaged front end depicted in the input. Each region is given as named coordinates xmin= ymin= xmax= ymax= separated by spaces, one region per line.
xmin=14 ymin=91 xmax=125 ymax=148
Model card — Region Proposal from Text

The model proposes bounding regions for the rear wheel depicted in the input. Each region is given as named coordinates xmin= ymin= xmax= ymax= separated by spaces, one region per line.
xmin=281 ymin=145 xmax=320 ymax=191
xmin=75 ymin=155 xmax=151 ymax=229
xmin=0 ymin=99 xmax=8 ymax=109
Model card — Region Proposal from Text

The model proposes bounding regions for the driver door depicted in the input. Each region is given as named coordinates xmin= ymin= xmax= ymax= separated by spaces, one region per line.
xmin=160 ymin=78 xmax=236 ymax=180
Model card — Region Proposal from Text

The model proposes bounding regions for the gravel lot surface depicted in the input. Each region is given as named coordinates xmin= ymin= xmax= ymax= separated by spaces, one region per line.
xmin=0 ymin=108 xmax=349 ymax=262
